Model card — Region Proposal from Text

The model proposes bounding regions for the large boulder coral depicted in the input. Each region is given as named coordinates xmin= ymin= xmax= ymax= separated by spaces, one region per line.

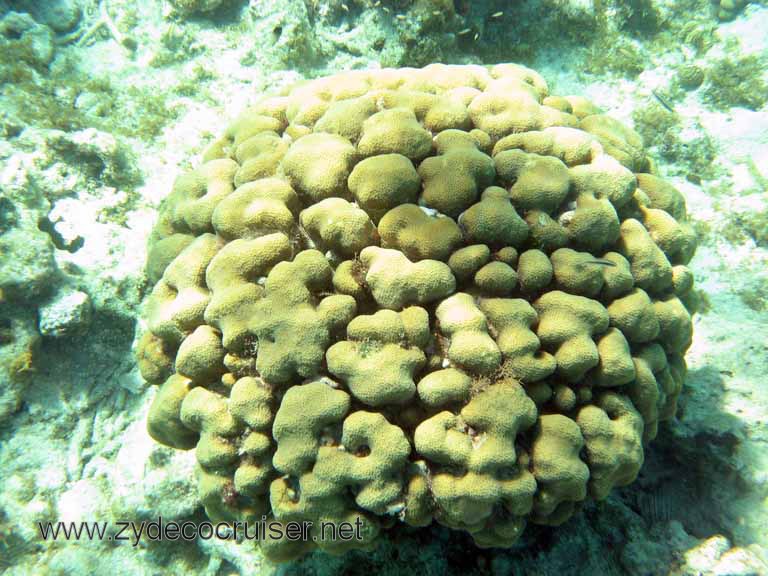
xmin=138 ymin=63 xmax=699 ymax=560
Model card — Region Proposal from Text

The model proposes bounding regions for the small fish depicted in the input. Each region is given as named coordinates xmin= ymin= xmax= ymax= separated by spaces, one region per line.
xmin=490 ymin=11 xmax=504 ymax=19
xmin=473 ymin=32 xmax=479 ymax=40
xmin=341 ymin=3 xmax=349 ymax=12
xmin=586 ymin=259 xmax=617 ymax=267
xmin=651 ymin=89 xmax=675 ymax=113
xmin=432 ymin=10 xmax=441 ymax=16
xmin=457 ymin=28 xmax=472 ymax=36
xmin=396 ymin=13 xmax=406 ymax=20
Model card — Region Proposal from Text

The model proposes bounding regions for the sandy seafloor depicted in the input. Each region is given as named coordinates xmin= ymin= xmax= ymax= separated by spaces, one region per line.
xmin=0 ymin=0 xmax=767 ymax=574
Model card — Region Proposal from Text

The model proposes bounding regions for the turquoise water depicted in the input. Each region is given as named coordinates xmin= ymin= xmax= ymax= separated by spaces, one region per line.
xmin=1 ymin=1 xmax=767 ymax=575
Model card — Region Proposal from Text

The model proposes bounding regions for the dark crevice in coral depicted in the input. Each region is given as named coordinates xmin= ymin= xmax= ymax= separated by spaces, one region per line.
xmin=0 ymin=197 xmax=19 ymax=234
xmin=36 ymin=214 xmax=83 ymax=253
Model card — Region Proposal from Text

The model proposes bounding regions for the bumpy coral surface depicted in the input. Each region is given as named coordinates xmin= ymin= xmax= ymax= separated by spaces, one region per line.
xmin=138 ymin=63 xmax=698 ymax=560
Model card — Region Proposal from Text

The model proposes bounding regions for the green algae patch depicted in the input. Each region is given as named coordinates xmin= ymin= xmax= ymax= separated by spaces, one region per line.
xmin=703 ymin=45 xmax=768 ymax=111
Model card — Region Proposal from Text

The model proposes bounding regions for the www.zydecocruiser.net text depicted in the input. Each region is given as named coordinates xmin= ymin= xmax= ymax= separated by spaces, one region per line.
xmin=37 ymin=516 xmax=366 ymax=546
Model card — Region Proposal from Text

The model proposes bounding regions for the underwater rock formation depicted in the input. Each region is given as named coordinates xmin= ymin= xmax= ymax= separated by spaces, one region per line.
xmin=137 ymin=63 xmax=698 ymax=561
xmin=167 ymin=0 xmax=236 ymax=17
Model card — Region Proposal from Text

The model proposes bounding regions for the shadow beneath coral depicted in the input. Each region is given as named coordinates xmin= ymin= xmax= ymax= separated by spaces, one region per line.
xmin=624 ymin=364 xmax=750 ymax=540
xmin=7 ymin=309 xmax=138 ymax=425
xmin=275 ymin=517 xmax=627 ymax=576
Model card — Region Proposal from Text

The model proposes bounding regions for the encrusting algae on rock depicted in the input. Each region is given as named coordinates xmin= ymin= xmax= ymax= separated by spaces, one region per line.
xmin=136 ymin=63 xmax=699 ymax=561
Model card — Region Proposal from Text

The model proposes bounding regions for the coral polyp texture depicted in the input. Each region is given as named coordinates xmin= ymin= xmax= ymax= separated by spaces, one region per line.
xmin=138 ymin=63 xmax=698 ymax=561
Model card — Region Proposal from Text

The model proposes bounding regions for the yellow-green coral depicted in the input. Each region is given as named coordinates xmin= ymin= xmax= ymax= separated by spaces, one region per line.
xmin=326 ymin=308 xmax=429 ymax=406
xmin=378 ymin=204 xmax=462 ymax=261
xmin=418 ymin=130 xmax=495 ymax=217
xmin=531 ymin=414 xmax=589 ymax=525
xmin=414 ymin=379 xmax=538 ymax=546
xmin=435 ymin=293 xmax=501 ymax=374
xmin=139 ymin=64 xmax=699 ymax=561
